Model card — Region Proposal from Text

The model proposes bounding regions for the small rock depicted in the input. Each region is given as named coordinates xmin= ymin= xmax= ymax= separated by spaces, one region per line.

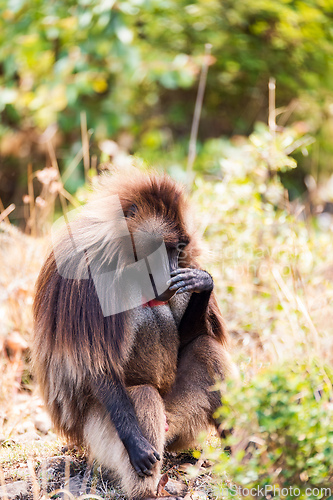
xmin=184 ymin=491 xmax=207 ymax=500
xmin=16 ymin=431 xmax=41 ymax=443
xmin=165 ymin=478 xmax=188 ymax=497
xmin=17 ymin=421 xmax=35 ymax=435
xmin=177 ymin=462 xmax=193 ymax=472
xmin=67 ymin=474 xmax=86 ymax=496
xmin=0 ymin=480 xmax=29 ymax=499
xmin=34 ymin=413 xmax=52 ymax=434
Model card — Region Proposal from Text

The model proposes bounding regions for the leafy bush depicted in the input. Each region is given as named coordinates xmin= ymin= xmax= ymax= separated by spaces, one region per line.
xmin=211 ymin=362 xmax=333 ymax=498
xmin=188 ymin=122 xmax=332 ymax=370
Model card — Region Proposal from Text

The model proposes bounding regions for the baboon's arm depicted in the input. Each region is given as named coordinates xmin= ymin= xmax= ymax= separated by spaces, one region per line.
xmin=93 ymin=375 xmax=160 ymax=477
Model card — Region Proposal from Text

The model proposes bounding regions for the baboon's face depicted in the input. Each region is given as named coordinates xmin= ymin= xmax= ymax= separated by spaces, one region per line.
xmin=124 ymin=199 xmax=190 ymax=303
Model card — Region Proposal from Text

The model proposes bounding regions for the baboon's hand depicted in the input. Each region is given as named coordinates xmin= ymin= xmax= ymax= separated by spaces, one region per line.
xmin=126 ymin=434 xmax=161 ymax=478
xmin=167 ymin=268 xmax=213 ymax=295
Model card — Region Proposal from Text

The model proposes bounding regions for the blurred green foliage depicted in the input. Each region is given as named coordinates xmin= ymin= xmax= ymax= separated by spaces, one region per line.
xmin=189 ymin=122 xmax=331 ymax=359
xmin=1 ymin=0 xmax=333 ymax=186
xmin=212 ymin=362 xmax=333 ymax=498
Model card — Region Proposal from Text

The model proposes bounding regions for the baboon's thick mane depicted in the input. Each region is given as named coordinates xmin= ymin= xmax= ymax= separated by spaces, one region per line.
xmin=91 ymin=168 xmax=196 ymax=260
xmin=99 ymin=169 xmax=187 ymax=229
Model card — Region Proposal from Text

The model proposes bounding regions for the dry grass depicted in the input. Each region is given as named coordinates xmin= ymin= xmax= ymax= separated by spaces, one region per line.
xmin=0 ymin=224 xmax=48 ymax=405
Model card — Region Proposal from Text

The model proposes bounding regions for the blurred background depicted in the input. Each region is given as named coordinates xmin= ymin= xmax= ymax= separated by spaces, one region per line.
xmin=1 ymin=0 xmax=333 ymax=497
xmin=1 ymin=0 xmax=333 ymax=211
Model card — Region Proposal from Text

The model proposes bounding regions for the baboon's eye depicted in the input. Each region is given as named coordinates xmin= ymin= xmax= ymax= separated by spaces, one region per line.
xmin=125 ymin=203 xmax=138 ymax=218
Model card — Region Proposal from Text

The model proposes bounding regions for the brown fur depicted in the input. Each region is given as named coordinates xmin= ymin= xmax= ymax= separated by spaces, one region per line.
xmin=32 ymin=167 xmax=233 ymax=499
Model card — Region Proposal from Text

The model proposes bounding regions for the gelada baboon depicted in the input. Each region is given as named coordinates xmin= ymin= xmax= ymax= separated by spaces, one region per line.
xmin=32 ymin=167 xmax=235 ymax=500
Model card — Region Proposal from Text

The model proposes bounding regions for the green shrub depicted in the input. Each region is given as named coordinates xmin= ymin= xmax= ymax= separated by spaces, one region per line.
xmin=210 ymin=362 xmax=333 ymax=499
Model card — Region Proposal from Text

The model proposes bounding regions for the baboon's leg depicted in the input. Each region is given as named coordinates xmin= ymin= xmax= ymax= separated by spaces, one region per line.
xmin=164 ymin=336 xmax=234 ymax=451
xmin=84 ymin=384 xmax=165 ymax=499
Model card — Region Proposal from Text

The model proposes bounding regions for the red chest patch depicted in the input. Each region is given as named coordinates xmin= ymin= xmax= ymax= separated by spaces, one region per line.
xmin=143 ymin=299 xmax=168 ymax=307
